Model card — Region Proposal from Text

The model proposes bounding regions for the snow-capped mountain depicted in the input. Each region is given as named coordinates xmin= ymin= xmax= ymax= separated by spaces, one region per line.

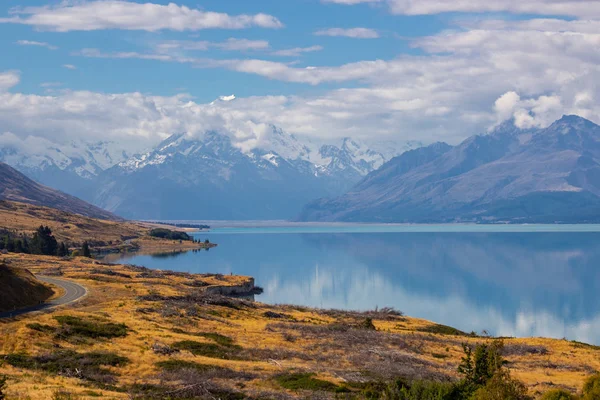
xmin=92 ymin=127 xmax=410 ymax=219
xmin=0 ymin=139 xmax=131 ymax=199
xmin=300 ymin=115 xmax=600 ymax=223
xmin=0 ymin=123 xmax=414 ymax=220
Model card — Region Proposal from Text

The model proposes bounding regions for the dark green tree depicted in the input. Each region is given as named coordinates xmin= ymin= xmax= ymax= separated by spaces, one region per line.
xmin=14 ymin=239 xmax=23 ymax=253
xmin=57 ymin=242 xmax=69 ymax=257
xmin=82 ymin=241 xmax=92 ymax=258
xmin=30 ymin=226 xmax=58 ymax=256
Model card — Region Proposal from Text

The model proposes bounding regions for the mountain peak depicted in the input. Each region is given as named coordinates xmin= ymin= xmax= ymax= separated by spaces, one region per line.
xmin=551 ymin=114 xmax=596 ymax=128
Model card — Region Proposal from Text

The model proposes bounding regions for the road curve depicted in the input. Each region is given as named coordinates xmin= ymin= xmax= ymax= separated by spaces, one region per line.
xmin=0 ymin=276 xmax=87 ymax=319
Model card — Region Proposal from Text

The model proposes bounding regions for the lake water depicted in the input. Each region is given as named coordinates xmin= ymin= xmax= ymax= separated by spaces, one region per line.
xmin=110 ymin=225 xmax=600 ymax=345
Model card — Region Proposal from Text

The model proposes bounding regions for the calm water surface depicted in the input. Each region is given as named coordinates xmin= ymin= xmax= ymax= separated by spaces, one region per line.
xmin=111 ymin=225 xmax=600 ymax=345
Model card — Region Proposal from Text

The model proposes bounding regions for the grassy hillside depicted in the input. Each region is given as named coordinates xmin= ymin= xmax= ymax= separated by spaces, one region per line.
xmin=0 ymin=263 xmax=53 ymax=313
xmin=0 ymin=162 xmax=119 ymax=221
xmin=0 ymin=253 xmax=598 ymax=399
xmin=0 ymin=200 xmax=143 ymax=245
xmin=0 ymin=201 xmax=211 ymax=254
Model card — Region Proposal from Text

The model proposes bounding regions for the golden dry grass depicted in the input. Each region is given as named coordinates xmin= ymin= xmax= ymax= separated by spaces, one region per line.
xmin=0 ymin=253 xmax=598 ymax=399
xmin=0 ymin=201 xmax=213 ymax=255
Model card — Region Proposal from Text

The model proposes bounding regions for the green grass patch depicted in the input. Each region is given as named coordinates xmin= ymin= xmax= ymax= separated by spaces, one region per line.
xmin=417 ymin=323 xmax=467 ymax=336
xmin=275 ymin=372 xmax=340 ymax=392
xmin=431 ymin=353 xmax=450 ymax=359
xmin=3 ymin=350 xmax=129 ymax=384
xmin=570 ymin=340 xmax=600 ymax=351
xmin=54 ymin=316 xmax=128 ymax=339
xmin=26 ymin=323 xmax=56 ymax=334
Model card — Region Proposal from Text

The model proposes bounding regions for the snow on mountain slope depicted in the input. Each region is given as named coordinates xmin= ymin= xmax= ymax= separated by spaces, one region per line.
xmin=299 ymin=115 xmax=600 ymax=224
xmin=0 ymin=136 xmax=130 ymax=179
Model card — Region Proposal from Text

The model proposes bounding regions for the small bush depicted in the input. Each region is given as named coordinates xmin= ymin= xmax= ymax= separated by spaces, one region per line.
xmin=359 ymin=317 xmax=377 ymax=330
xmin=583 ymin=374 xmax=600 ymax=399
xmin=471 ymin=370 xmax=531 ymax=400
xmin=418 ymin=323 xmax=467 ymax=336
xmin=275 ymin=372 xmax=340 ymax=392
xmin=540 ymin=389 xmax=578 ymax=400
xmin=54 ymin=316 xmax=128 ymax=339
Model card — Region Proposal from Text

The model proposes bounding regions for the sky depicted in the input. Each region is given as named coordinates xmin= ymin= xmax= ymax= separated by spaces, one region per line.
xmin=1 ymin=0 xmax=600 ymax=154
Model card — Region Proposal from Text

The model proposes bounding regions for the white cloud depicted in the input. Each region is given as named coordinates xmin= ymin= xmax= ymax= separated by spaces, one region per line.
xmin=1 ymin=1 xmax=283 ymax=32
xmin=4 ymin=8 xmax=600 ymax=155
xmin=63 ymin=64 xmax=77 ymax=70
xmin=315 ymin=27 xmax=380 ymax=39
xmin=272 ymin=45 xmax=324 ymax=57
xmin=15 ymin=40 xmax=57 ymax=50
xmin=323 ymin=0 xmax=600 ymax=18
xmin=0 ymin=71 xmax=20 ymax=92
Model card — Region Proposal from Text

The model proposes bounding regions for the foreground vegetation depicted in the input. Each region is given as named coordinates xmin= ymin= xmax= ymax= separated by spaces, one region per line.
xmin=0 ymin=253 xmax=598 ymax=399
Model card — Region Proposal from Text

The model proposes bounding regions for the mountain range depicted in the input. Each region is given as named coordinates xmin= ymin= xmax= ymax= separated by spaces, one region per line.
xmin=0 ymin=126 xmax=414 ymax=220
xmin=299 ymin=115 xmax=600 ymax=223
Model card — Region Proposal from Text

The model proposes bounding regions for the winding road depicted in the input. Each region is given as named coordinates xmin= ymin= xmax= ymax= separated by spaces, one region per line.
xmin=0 ymin=276 xmax=87 ymax=319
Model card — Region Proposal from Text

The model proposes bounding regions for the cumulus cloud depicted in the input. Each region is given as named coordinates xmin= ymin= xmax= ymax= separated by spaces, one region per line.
xmin=0 ymin=71 xmax=20 ymax=91
xmin=1 ymin=1 xmax=283 ymax=32
xmin=315 ymin=27 xmax=380 ymax=39
xmin=4 ymin=8 xmax=600 ymax=154
xmin=15 ymin=40 xmax=57 ymax=50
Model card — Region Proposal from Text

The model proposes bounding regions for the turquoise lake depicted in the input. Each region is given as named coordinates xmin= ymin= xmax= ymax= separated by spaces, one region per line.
xmin=111 ymin=224 xmax=600 ymax=345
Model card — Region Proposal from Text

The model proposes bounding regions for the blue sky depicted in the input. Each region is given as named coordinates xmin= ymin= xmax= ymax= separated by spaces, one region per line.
xmin=1 ymin=0 xmax=445 ymax=100
xmin=1 ymin=0 xmax=599 ymax=153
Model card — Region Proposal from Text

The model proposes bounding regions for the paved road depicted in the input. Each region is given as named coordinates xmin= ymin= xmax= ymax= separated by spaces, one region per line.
xmin=0 ymin=276 xmax=87 ymax=319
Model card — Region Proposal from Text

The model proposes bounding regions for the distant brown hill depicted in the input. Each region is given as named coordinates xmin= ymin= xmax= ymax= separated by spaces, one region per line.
xmin=0 ymin=162 xmax=119 ymax=221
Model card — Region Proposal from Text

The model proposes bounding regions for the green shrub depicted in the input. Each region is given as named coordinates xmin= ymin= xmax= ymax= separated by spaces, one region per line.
xmin=26 ymin=323 xmax=56 ymax=333
xmin=418 ymin=323 xmax=467 ymax=336
xmin=275 ymin=372 xmax=340 ymax=392
xmin=54 ymin=316 xmax=128 ymax=339
xmin=541 ymin=389 xmax=578 ymax=400
xmin=193 ymin=332 xmax=235 ymax=347
xmin=471 ymin=370 xmax=531 ymax=400
xmin=359 ymin=317 xmax=377 ymax=330
xmin=3 ymin=350 xmax=128 ymax=384
xmin=583 ymin=374 xmax=600 ymax=399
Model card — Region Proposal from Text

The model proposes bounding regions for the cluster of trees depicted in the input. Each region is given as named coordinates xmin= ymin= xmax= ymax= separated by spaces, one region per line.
xmin=0 ymin=226 xmax=92 ymax=258
xmin=149 ymin=228 xmax=192 ymax=241
xmin=369 ymin=340 xmax=600 ymax=400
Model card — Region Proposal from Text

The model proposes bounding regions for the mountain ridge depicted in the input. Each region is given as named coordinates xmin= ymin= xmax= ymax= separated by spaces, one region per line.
xmin=0 ymin=162 xmax=121 ymax=221
xmin=299 ymin=115 xmax=600 ymax=223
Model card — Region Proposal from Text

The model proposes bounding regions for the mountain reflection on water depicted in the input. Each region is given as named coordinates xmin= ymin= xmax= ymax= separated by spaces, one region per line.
xmin=110 ymin=230 xmax=600 ymax=345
